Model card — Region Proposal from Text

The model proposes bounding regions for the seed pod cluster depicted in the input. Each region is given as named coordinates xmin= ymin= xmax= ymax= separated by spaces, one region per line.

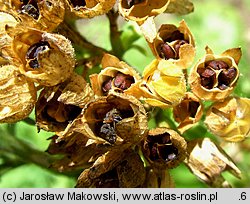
xmin=0 ymin=0 xmax=248 ymax=188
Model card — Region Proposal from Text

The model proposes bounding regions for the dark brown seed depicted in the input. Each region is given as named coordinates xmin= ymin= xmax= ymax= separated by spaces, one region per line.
xmin=99 ymin=123 xmax=117 ymax=144
xmin=26 ymin=41 xmax=50 ymax=68
xmin=20 ymin=0 xmax=40 ymax=19
xmin=69 ymin=0 xmax=86 ymax=7
xmin=188 ymin=101 xmax=200 ymax=118
xmin=173 ymin=40 xmax=188 ymax=58
xmin=165 ymin=30 xmax=185 ymax=42
xmin=114 ymin=72 xmax=134 ymax=90
xmin=158 ymin=145 xmax=178 ymax=162
xmin=159 ymin=43 xmax=176 ymax=60
xmin=198 ymin=68 xmax=216 ymax=89
xmin=218 ymin=67 xmax=237 ymax=90
xmin=206 ymin=60 xmax=229 ymax=70
xmin=102 ymin=78 xmax=112 ymax=94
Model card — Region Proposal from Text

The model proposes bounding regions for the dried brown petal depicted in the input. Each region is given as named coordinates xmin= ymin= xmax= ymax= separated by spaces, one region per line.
xmin=165 ymin=0 xmax=194 ymax=15
xmin=61 ymin=92 xmax=148 ymax=145
xmin=142 ymin=128 xmax=187 ymax=169
xmin=184 ymin=138 xmax=241 ymax=187
xmin=118 ymin=0 xmax=170 ymax=24
xmin=90 ymin=53 xmax=141 ymax=96
xmin=173 ymin=92 xmax=203 ymax=133
xmin=65 ymin=0 xmax=116 ymax=18
xmin=8 ymin=26 xmax=75 ymax=86
xmin=189 ymin=47 xmax=241 ymax=101
xmin=0 ymin=65 xmax=36 ymax=123
xmin=204 ymin=97 xmax=250 ymax=142
xmin=35 ymin=73 xmax=93 ymax=133
xmin=1 ymin=0 xmax=65 ymax=31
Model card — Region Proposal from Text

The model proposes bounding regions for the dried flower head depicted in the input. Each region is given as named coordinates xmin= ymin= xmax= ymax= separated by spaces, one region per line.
xmin=90 ymin=53 xmax=141 ymax=96
xmin=173 ymin=92 xmax=203 ymax=133
xmin=118 ymin=0 xmax=170 ymax=24
xmin=35 ymin=73 xmax=93 ymax=133
xmin=151 ymin=20 xmax=195 ymax=69
xmin=164 ymin=0 xmax=194 ymax=15
xmin=65 ymin=0 xmax=116 ymax=18
xmin=0 ymin=0 xmax=65 ymax=31
xmin=204 ymin=96 xmax=250 ymax=142
xmin=8 ymin=26 xmax=75 ymax=86
xmin=142 ymin=127 xmax=187 ymax=169
xmin=62 ymin=92 xmax=148 ymax=145
xmin=189 ymin=46 xmax=241 ymax=101
xmin=184 ymin=138 xmax=241 ymax=187
xmin=133 ymin=59 xmax=186 ymax=108
xmin=0 ymin=65 xmax=36 ymax=123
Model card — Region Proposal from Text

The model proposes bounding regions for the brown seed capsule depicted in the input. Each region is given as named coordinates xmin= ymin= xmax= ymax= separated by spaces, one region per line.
xmin=133 ymin=59 xmax=186 ymax=108
xmin=173 ymin=92 xmax=203 ymax=134
xmin=65 ymin=0 xmax=116 ymax=18
xmin=184 ymin=138 xmax=241 ymax=187
xmin=204 ymin=96 xmax=250 ymax=142
xmin=118 ymin=0 xmax=170 ymax=24
xmin=35 ymin=73 xmax=94 ymax=133
xmin=150 ymin=20 xmax=195 ymax=69
xmin=8 ymin=27 xmax=75 ymax=86
xmin=1 ymin=0 xmax=65 ymax=31
xmin=0 ymin=65 xmax=36 ymax=123
xmin=189 ymin=46 xmax=241 ymax=101
xmin=61 ymin=92 xmax=148 ymax=145
xmin=142 ymin=128 xmax=187 ymax=169
xmin=90 ymin=53 xmax=141 ymax=96
xmin=76 ymin=149 xmax=146 ymax=188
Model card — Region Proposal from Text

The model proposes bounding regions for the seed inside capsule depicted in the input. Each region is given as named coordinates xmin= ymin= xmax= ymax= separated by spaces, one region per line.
xmin=197 ymin=68 xmax=216 ymax=89
xmin=69 ymin=0 xmax=86 ymax=7
xmin=101 ymin=72 xmax=135 ymax=94
xmin=26 ymin=41 xmax=50 ymax=69
xmin=205 ymin=60 xmax=229 ymax=70
xmin=20 ymin=0 xmax=40 ymax=19
xmin=218 ymin=67 xmax=237 ymax=90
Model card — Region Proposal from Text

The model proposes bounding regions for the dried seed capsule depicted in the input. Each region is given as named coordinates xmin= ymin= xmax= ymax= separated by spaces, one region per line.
xmin=35 ymin=73 xmax=94 ymax=133
xmin=189 ymin=46 xmax=241 ymax=101
xmin=184 ymin=138 xmax=241 ymax=187
xmin=61 ymin=92 xmax=148 ymax=145
xmin=133 ymin=59 xmax=186 ymax=108
xmin=76 ymin=149 xmax=145 ymax=188
xmin=142 ymin=128 xmax=187 ymax=169
xmin=1 ymin=0 xmax=65 ymax=31
xmin=151 ymin=20 xmax=195 ymax=69
xmin=65 ymin=0 xmax=116 ymax=18
xmin=0 ymin=65 xmax=36 ymax=123
xmin=204 ymin=96 xmax=250 ymax=142
xmin=173 ymin=92 xmax=203 ymax=134
xmin=118 ymin=0 xmax=170 ymax=24
xmin=8 ymin=27 xmax=75 ymax=86
xmin=90 ymin=53 xmax=141 ymax=96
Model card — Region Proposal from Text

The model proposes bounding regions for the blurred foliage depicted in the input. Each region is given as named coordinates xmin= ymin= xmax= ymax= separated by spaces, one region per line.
xmin=1 ymin=0 xmax=250 ymax=188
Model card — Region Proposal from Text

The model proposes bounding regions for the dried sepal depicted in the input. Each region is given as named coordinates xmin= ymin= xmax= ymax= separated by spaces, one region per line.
xmin=62 ymin=92 xmax=148 ymax=145
xmin=173 ymin=92 xmax=203 ymax=134
xmin=35 ymin=73 xmax=93 ymax=133
xmin=1 ymin=0 xmax=65 ymax=31
xmin=47 ymin=133 xmax=111 ymax=173
xmin=0 ymin=11 xmax=18 ymax=65
xmin=65 ymin=0 xmax=116 ymax=18
xmin=165 ymin=0 xmax=194 ymax=15
xmin=142 ymin=127 xmax=187 ymax=169
xmin=150 ymin=20 xmax=195 ymax=69
xmin=118 ymin=0 xmax=170 ymax=24
xmin=189 ymin=46 xmax=241 ymax=101
xmin=76 ymin=149 xmax=145 ymax=188
xmin=0 ymin=65 xmax=36 ymax=123
xmin=8 ymin=26 xmax=75 ymax=86
xmin=184 ymin=138 xmax=241 ymax=187
xmin=204 ymin=96 xmax=250 ymax=142
xmin=90 ymin=53 xmax=141 ymax=96
xmin=133 ymin=59 xmax=186 ymax=108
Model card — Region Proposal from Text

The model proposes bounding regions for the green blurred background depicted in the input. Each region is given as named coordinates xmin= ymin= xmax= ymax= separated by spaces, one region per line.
xmin=1 ymin=0 xmax=250 ymax=188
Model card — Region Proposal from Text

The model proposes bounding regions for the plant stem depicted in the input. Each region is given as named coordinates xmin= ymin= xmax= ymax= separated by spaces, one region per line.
xmin=106 ymin=9 xmax=124 ymax=59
